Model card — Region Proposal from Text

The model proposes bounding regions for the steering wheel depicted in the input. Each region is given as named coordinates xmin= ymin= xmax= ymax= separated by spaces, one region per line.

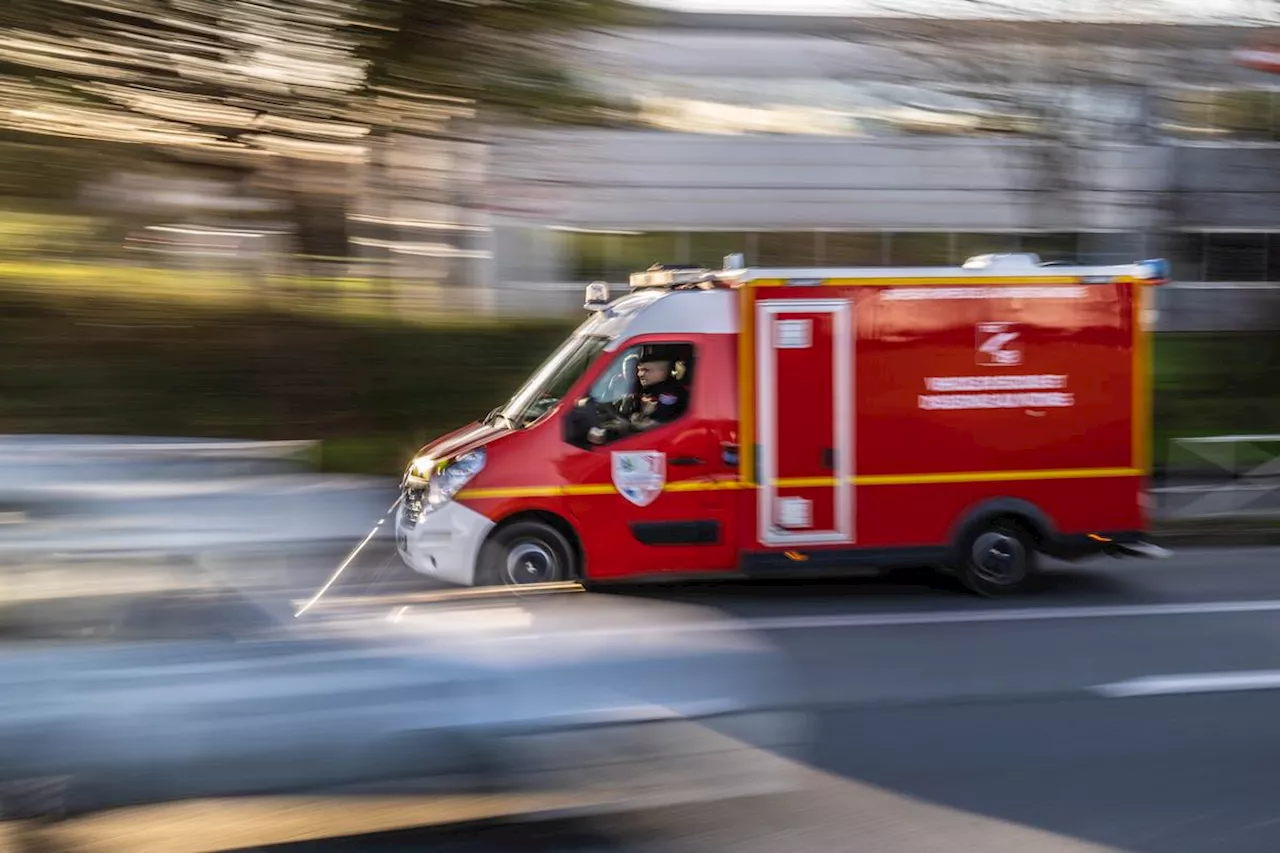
xmin=593 ymin=398 xmax=624 ymax=422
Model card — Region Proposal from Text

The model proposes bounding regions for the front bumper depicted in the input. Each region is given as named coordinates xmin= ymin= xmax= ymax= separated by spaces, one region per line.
xmin=395 ymin=497 xmax=494 ymax=586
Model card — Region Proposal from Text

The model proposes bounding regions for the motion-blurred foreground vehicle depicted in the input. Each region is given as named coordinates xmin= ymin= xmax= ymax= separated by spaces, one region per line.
xmin=0 ymin=587 xmax=810 ymax=821
xmin=398 ymin=253 xmax=1172 ymax=597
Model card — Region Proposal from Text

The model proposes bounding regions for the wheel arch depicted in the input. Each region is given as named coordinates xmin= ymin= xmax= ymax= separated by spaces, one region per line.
xmin=947 ymin=497 xmax=1058 ymax=556
xmin=484 ymin=508 xmax=586 ymax=580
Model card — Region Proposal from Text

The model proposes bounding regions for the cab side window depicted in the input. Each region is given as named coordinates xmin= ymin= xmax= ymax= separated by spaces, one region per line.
xmin=584 ymin=343 xmax=695 ymax=446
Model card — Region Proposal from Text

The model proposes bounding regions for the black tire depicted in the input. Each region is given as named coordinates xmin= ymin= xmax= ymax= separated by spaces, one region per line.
xmin=955 ymin=517 xmax=1037 ymax=597
xmin=476 ymin=520 xmax=577 ymax=588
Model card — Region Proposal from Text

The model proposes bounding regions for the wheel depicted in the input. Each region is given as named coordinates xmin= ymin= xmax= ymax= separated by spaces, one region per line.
xmin=955 ymin=518 xmax=1036 ymax=597
xmin=477 ymin=520 xmax=577 ymax=588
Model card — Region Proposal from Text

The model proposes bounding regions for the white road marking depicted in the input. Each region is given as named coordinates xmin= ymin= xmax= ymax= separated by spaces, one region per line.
xmin=1094 ymin=671 xmax=1280 ymax=698
xmin=449 ymin=598 xmax=1280 ymax=644
xmin=290 ymin=596 xmax=1280 ymax=642
xmin=718 ymin=599 xmax=1280 ymax=634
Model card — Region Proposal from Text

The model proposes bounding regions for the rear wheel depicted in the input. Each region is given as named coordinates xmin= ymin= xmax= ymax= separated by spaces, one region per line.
xmin=956 ymin=518 xmax=1036 ymax=597
xmin=477 ymin=520 xmax=577 ymax=588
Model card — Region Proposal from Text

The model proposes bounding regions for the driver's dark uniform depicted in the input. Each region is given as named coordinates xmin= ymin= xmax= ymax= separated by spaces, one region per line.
xmin=596 ymin=377 xmax=688 ymax=442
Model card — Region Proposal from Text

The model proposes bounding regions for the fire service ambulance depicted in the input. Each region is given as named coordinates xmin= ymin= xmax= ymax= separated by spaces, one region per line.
xmin=396 ymin=253 xmax=1172 ymax=596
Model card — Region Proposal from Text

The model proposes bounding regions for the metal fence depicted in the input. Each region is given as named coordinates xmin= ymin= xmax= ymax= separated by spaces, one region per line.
xmin=1154 ymin=435 xmax=1280 ymax=520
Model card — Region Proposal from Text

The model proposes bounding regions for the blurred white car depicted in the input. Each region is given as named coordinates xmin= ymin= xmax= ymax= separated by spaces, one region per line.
xmin=0 ymin=586 xmax=811 ymax=821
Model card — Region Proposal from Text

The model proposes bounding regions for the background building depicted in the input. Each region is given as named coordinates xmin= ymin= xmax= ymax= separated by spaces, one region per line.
xmin=469 ymin=12 xmax=1280 ymax=327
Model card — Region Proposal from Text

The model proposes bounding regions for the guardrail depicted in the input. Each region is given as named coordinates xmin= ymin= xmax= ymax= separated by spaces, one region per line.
xmin=0 ymin=436 xmax=319 ymax=489
xmin=1153 ymin=435 xmax=1280 ymax=520
xmin=0 ymin=437 xmax=317 ymax=463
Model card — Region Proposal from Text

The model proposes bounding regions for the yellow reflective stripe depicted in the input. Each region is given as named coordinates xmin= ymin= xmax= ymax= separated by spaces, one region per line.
xmin=456 ymin=468 xmax=1141 ymax=500
xmin=1131 ymin=284 xmax=1152 ymax=474
xmin=773 ymin=468 xmax=1138 ymax=487
xmin=853 ymin=467 xmax=1140 ymax=486
xmin=664 ymin=479 xmax=742 ymax=492
xmin=457 ymin=484 xmax=614 ymax=500
xmin=774 ymin=477 xmax=838 ymax=488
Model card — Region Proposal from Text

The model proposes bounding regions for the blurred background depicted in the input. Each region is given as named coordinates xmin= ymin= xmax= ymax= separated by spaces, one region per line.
xmin=4 ymin=1 xmax=1280 ymax=852
xmin=0 ymin=0 xmax=1277 ymax=475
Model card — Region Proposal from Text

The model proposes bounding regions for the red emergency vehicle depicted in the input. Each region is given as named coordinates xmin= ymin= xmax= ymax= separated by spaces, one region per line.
xmin=396 ymin=252 xmax=1171 ymax=596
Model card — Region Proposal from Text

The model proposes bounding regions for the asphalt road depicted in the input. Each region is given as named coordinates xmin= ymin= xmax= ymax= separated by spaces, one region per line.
xmin=11 ymin=546 xmax=1280 ymax=853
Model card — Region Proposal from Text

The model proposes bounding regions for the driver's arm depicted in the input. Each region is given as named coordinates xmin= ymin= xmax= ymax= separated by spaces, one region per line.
xmin=587 ymin=396 xmax=635 ymax=445
xmin=588 ymin=416 xmax=635 ymax=445
xmin=588 ymin=389 xmax=684 ymax=444
xmin=631 ymin=387 xmax=686 ymax=428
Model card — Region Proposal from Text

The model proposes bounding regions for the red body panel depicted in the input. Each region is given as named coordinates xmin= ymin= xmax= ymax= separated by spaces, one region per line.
xmin=443 ymin=334 xmax=740 ymax=578
xmin=854 ymin=478 xmax=1142 ymax=547
xmin=431 ymin=279 xmax=1146 ymax=582
xmin=561 ymin=335 xmax=738 ymax=577
xmin=740 ymin=282 xmax=1142 ymax=555
xmin=853 ymin=284 xmax=1135 ymax=477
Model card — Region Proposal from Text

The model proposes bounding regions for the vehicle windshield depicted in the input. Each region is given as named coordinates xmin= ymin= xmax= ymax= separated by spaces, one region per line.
xmin=494 ymin=334 xmax=613 ymax=427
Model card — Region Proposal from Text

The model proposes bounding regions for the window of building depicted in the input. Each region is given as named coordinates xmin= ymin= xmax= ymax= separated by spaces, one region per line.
xmin=1204 ymin=233 xmax=1268 ymax=282
xmin=888 ymin=232 xmax=952 ymax=265
xmin=1160 ymin=87 xmax=1280 ymax=141
xmin=1021 ymin=233 xmax=1080 ymax=264
xmin=1079 ymin=232 xmax=1143 ymax=266
xmin=608 ymin=232 xmax=683 ymax=281
xmin=568 ymin=232 xmax=610 ymax=281
xmin=756 ymin=232 xmax=818 ymax=266
xmin=1170 ymin=232 xmax=1205 ymax=282
xmin=953 ymin=232 xmax=1020 ymax=262
xmin=1211 ymin=90 xmax=1278 ymax=141
xmin=820 ymin=233 xmax=884 ymax=266
xmin=1267 ymin=235 xmax=1280 ymax=284
xmin=688 ymin=232 xmax=754 ymax=269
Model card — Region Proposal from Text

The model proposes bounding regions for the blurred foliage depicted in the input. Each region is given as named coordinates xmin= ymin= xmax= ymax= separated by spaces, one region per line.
xmin=0 ymin=256 xmax=442 ymax=321
xmin=1153 ymin=332 xmax=1280 ymax=463
xmin=0 ymin=0 xmax=634 ymax=152
xmin=0 ymin=0 xmax=638 ymax=255
xmin=0 ymin=280 xmax=1273 ymax=475
xmin=0 ymin=284 xmax=577 ymax=473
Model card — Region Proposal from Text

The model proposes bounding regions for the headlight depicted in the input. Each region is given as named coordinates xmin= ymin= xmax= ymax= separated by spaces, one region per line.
xmin=428 ymin=448 xmax=486 ymax=508
xmin=403 ymin=449 xmax=486 ymax=517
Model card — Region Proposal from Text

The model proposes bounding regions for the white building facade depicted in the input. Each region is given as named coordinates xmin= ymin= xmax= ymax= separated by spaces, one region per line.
xmin=431 ymin=13 xmax=1280 ymax=327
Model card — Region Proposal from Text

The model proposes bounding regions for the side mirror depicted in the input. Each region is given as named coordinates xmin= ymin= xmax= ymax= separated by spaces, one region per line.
xmin=563 ymin=396 xmax=593 ymax=445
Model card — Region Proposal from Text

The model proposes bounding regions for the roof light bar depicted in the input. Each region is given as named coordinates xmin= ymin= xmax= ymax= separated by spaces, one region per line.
xmin=1136 ymin=258 xmax=1171 ymax=283
xmin=629 ymin=263 xmax=712 ymax=289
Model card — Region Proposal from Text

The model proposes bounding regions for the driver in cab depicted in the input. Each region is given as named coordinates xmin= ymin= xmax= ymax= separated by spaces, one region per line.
xmin=588 ymin=356 xmax=688 ymax=445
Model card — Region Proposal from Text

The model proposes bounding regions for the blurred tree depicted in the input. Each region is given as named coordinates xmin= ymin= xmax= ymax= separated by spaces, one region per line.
xmin=843 ymin=2 xmax=1279 ymax=233
xmin=0 ymin=0 xmax=637 ymax=264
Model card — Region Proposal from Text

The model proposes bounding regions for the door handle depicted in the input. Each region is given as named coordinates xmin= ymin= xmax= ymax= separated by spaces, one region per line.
xmin=671 ymin=456 xmax=705 ymax=466
xmin=822 ymin=448 xmax=835 ymax=470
